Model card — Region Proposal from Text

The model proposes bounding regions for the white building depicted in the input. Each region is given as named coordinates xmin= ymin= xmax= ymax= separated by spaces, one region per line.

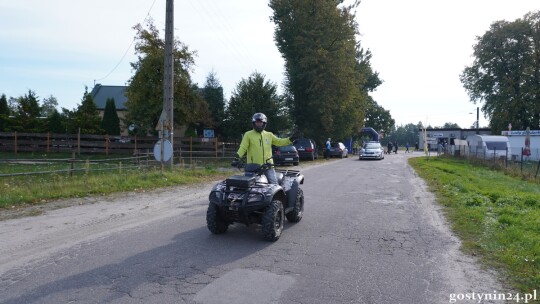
xmin=501 ymin=130 xmax=540 ymax=161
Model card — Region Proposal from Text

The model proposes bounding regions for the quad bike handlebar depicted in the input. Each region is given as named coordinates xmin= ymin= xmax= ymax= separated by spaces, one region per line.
xmin=230 ymin=157 xmax=274 ymax=174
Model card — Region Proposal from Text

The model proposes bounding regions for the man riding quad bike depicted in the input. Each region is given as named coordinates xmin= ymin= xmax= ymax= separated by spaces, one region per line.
xmin=206 ymin=158 xmax=305 ymax=241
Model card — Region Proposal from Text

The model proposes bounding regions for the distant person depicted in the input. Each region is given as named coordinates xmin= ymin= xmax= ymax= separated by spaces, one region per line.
xmin=405 ymin=142 xmax=410 ymax=153
xmin=387 ymin=142 xmax=393 ymax=155
xmin=415 ymin=142 xmax=419 ymax=151
xmin=394 ymin=142 xmax=399 ymax=154
xmin=325 ymin=138 xmax=331 ymax=160
xmin=353 ymin=140 xmax=359 ymax=155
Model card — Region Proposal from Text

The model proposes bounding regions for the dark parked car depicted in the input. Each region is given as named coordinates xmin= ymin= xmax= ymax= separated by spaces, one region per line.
xmin=326 ymin=142 xmax=348 ymax=158
xmin=272 ymin=145 xmax=300 ymax=166
xmin=293 ymin=138 xmax=318 ymax=161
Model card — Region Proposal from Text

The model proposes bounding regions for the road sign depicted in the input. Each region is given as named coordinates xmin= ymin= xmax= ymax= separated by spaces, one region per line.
xmin=153 ymin=140 xmax=173 ymax=162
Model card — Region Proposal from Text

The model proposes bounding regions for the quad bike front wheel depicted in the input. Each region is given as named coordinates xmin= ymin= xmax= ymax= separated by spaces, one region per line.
xmin=286 ymin=188 xmax=304 ymax=223
xmin=206 ymin=202 xmax=228 ymax=234
xmin=261 ymin=200 xmax=284 ymax=241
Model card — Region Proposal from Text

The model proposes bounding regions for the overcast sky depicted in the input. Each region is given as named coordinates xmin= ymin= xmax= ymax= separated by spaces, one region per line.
xmin=1 ymin=0 xmax=538 ymax=130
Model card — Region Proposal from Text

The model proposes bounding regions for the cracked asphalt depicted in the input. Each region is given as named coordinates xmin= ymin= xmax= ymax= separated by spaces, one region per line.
xmin=0 ymin=153 xmax=507 ymax=303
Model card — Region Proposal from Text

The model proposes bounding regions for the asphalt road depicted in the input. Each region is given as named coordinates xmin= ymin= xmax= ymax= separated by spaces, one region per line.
xmin=0 ymin=152 xmax=505 ymax=304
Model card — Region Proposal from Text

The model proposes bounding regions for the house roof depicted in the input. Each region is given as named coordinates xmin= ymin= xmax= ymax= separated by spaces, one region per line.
xmin=90 ymin=84 xmax=127 ymax=110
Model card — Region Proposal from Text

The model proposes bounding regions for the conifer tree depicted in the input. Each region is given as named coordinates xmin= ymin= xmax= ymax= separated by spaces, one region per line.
xmin=101 ymin=98 xmax=121 ymax=135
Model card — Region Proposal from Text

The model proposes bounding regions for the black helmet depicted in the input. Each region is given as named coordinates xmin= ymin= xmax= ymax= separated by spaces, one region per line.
xmin=252 ymin=113 xmax=267 ymax=132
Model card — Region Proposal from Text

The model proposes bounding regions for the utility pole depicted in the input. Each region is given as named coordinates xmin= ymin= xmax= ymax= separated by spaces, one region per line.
xmin=162 ymin=0 xmax=174 ymax=166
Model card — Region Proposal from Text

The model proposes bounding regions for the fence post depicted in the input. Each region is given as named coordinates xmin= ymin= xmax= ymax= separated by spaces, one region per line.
xmin=85 ymin=159 xmax=90 ymax=175
xmin=134 ymin=135 xmax=137 ymax=155
xmin=534 ymin=160 xmax=540 ymax=178
xmin=47 ymin=132 xmax=50 ymax=153
xmin=69 ymin=158 xmax=74 ymax=177
xmin=215 ymin=137 xmax=218 ymax=158
xmin=521 ymin=147 xmax=524 ymax=173
xmin=14 ymin=131 xmax=17 ymax=154
xmin=190 ymin=137 xmax=193 ymax=162
xmin=105 ymin=135 xmax=109 ymax=156
xmin=77 ymin=128 xmax=81 ymax=156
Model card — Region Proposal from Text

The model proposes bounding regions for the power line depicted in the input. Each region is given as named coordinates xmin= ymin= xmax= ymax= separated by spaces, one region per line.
xmin=94 ymin=0 xmax=158 ymax=84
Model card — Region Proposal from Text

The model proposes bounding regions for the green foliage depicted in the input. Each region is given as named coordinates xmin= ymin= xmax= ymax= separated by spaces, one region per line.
xmin=101 ymin=98 xmax=121 ymax=135
xmin=0 ymin=157 xmax=231 ymax=208
xmin=67 ymin=89 xmax=103 ymax=134
xmin=364 ymin=97 xmax=394 ymax=136
xmin=47 ymin=109 xmax=65 ymax=133
xmin=0 ymin=92 xmax=66 ymax=133
xmin=0 ymin=94 xmax=9 ymax=116
xmin=184 ymin=125 xmax=197 ymax=137
xmin=41 ymin=95 xmax=58 ymax=117
xmin=410 ymin=157 xmax=540 ymax=292
xmin=460 ymin=11 xmax=540 ymax=134
xmin=270 ymin=0 xmax=379 ymax=144
xmin=125 ymin=20 xmax=212 ymax=135
xmin=0 ymin=94 xmax=10 ymax=131
xmin=203 ymin=72 xmax=226 ymax=134
xmin=223 ymin=72 xmax=290 ymax=139
xmin=383 ymin=123 xmax=421 ymax=147
xmin=12 ymin=90 xmax=44 ymax=132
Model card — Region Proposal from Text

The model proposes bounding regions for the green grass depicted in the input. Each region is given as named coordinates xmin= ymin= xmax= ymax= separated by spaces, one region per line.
xmin=0 ymin=152 xmax=232 ymax=208
xmin=409 ymin=156 xmax=540 ymax=293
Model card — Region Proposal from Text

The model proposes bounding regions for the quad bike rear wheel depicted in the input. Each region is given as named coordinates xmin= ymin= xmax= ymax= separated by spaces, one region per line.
xmin=286 ymin=188 xmax=304 ymax=223
xmin=206 ymin=202 xmax=228 ymax=234
xmin=261 ymin=200 xmax=284 ymax=241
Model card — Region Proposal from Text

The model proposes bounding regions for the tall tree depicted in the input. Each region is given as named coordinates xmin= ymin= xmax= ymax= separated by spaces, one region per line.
xmin=223 ymin=72 xmax=290 ymax=140
xmin=460 ymin=11 xmax=540 ymax=133
xmin=13 ymin=90 xmax=43 ymax=132
xmin=364 ymin=97 xmax=394 ymax=136
xmin=441 ymin=122 xmax=460 ymax=129
xmin=0 ymin=94 xmax=9 ymax=116
xmin=125 ymin=19 xmax=211 ymax=135
xmin=41 ymin=95 xmax=59 ymax=117
xmin=67 ymin=88 xmax=103 ymax=134
xmin=0 ymin=94 xmax=10 ymax=131
xmin=101 ymin=98 xmax=121 ymax=135
xmin=47 ymin=109 xmax=65 ymax=133
xmin=203 ymin=72 xmax=225 ymax=134
xmin=270 ymin=0 xmax=373 ymax=144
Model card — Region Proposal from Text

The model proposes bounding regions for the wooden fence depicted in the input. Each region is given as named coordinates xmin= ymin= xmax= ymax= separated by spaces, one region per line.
xmin=0 ymin=132 xmax=239 ymax=159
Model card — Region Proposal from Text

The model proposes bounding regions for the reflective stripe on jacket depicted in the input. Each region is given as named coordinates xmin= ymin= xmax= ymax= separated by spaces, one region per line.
xmin=237 ymin=130 xmax=292 ymax=165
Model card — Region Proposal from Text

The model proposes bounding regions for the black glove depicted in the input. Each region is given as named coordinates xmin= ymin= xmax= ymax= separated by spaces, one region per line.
xmin=231 ymin=153 xmax=241 ymax=167
xmin=289 ymin=129 xmax=302 ymax=142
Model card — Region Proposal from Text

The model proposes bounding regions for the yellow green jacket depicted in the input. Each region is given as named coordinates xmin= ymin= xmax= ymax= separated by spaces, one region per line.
xmin=237 ymin=130 xmax=292 ymax=165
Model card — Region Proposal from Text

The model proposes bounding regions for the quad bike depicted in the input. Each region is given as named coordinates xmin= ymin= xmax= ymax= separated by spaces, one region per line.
xmin=206 ymin=159 xmax=305 ymax=241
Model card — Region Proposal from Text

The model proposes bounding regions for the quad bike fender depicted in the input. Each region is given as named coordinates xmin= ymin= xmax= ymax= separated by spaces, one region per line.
xmin=208 ymin=181 xmax=226 ymax=203
xmin=285 ymin=179 xmax=300 ymax=214
xmin=268 ymin=184 xmax=287 ymax=205
xmin=296 ymin=174 xmax=305 ymax=185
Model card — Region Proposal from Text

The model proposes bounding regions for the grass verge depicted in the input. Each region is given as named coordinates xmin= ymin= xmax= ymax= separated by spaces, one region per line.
xmin=409 ymin=156 xmax=540 ymax=293
xmin=0 ymin=158 xmax=232 ymax=208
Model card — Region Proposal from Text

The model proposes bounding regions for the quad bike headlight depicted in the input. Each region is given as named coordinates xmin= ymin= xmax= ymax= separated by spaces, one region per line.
xmin=246 ymin=187 xmax=272 ymax=203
